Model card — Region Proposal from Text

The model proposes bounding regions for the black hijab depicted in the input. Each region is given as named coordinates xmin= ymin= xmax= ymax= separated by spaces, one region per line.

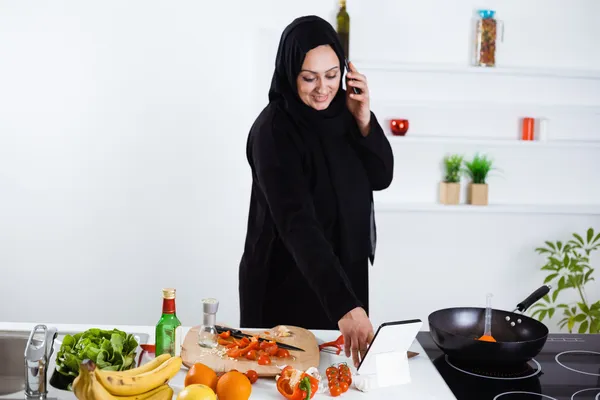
xmin=268 ymin=16 xmax=347 ymax=123
xmin=267 ymin=15 xmax=374 ymax=265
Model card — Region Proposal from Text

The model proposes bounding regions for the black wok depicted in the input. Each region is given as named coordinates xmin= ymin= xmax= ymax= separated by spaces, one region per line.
xmin=428 ymin=285 xmax=550 ymax=366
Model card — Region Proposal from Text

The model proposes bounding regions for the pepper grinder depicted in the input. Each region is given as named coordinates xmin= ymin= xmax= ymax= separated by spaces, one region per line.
xmin=197 ymin=298 xmax=219 ymax=348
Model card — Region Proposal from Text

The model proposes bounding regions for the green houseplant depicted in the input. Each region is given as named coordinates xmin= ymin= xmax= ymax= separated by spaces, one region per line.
xmin=463 ymin=153 xmax=494 ymax=205
xmin=529 ymin=227 xmax=600 ymax=334
xmin=439 ymin=154 xmax=464 ymax=205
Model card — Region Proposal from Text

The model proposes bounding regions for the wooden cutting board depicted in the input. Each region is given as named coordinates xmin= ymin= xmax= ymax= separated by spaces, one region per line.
xmin=181 ymin=325 xmax=320 ymax=377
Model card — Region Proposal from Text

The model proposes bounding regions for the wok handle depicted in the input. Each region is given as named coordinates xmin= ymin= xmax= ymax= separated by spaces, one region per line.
xmin=515 ymin=285 xmax=552 ymax=312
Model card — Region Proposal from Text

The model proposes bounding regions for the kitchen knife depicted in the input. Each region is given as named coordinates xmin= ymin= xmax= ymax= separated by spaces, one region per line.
xmin=215 ymin=325 xmax=305 ymax=352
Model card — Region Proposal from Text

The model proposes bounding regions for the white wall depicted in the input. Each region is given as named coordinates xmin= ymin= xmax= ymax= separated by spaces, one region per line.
xmin=1 ymin=0 xmax=599 ymax=334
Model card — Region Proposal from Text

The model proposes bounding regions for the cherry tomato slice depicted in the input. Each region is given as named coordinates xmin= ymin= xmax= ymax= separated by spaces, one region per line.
xmin=275 ymin=348 xmax=290 ymax=358
xmin=257 ymin=354 xmax=271 ymax=365
xmin=265 ymin=343 xmax=279 ymax=356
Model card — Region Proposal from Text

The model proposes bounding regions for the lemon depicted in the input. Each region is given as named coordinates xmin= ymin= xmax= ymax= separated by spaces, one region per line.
xmin=176 ymin=384 xmax=217 ymax=400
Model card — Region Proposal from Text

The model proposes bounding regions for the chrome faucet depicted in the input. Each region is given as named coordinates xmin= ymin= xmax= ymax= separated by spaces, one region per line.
xmin=24 ymin=324 xmax=57 ymax=400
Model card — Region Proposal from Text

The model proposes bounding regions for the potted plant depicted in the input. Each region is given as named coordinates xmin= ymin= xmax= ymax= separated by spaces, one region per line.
xmin=464 ymin=153 xmax=494 ymax=205
xmin=529 ymin=227 xmax=599 ymax=334
xmin=439 ymin=154 xmax=464 ymax=205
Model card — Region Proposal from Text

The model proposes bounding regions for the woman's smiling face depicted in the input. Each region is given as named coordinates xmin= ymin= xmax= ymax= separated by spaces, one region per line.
xmin=296 ymin=44 xmax=341 ymax=111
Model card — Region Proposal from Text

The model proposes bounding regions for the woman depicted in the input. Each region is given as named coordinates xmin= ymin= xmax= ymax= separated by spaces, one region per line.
xmin=238 ymin=15 xmax=393 ymax=367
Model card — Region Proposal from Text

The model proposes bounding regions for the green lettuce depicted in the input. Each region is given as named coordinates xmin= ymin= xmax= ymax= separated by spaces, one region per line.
xmin=54 ymin=328 xmax=138 ymax=383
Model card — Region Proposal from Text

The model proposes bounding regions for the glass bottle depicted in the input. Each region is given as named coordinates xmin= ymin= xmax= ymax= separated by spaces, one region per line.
xmin=336 ymin=0 xmax=350 ymax=58
xmin=155 ymin=288 xmax=182 ymax=357
xmin=197 ymin=298 xmax=219 ymax=348
xmin=473 ymin=9 xmax=504 ymax=67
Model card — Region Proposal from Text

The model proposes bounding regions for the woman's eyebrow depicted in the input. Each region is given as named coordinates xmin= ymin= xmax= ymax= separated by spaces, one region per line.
xmin=300 ymin=66 xmax=340 ymax=74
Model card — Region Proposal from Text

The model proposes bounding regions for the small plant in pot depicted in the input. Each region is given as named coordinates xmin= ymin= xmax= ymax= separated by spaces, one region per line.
xmin=440 ymin=154 xmax=464 ymax=205
xmin=529 ymin=227 xmax=599 ymax=334
xmin=464 ymin=153 xmax=494 ymax=205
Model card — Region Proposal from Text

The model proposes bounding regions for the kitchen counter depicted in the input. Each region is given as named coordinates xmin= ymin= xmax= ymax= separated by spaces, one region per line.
xmin=0 ymin=321 xmax=456 ymax=399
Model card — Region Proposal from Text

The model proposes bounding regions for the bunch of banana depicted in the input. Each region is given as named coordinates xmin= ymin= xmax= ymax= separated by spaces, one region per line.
xmin=73 ymin=354 xmax=182 ymax=400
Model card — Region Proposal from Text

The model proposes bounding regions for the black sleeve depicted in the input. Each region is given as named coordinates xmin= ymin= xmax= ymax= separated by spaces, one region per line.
xmin=249 ymin=124 xmax=363 ymax=324
xmin=350 ymin=112 xmax=394 ymax=190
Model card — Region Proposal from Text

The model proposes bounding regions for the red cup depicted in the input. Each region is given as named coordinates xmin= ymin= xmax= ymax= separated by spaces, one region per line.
xmin=522 ymin=118 xmax=534 ymax=141
xmin=390 ymin=119 xmax=409 ymax=136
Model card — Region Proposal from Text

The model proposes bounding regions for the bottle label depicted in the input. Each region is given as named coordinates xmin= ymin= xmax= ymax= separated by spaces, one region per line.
xmin=175 ymin=326 xmax=182 ymax=356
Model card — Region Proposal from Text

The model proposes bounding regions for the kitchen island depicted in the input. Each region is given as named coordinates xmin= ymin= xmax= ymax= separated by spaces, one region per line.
xmin=0 ymin=321 xmax=456 ymax=399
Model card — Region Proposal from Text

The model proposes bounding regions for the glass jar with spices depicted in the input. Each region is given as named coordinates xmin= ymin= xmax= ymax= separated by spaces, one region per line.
xmin=473 ymin=10 xmax=504 ymax=67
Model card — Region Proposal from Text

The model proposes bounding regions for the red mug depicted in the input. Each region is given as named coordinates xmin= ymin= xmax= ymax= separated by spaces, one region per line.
xmin=390 ymin=119 xmax=409 ymax=136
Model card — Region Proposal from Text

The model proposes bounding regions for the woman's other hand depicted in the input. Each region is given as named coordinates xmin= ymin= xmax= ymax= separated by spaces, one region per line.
xmin=338 ymin=306 xmax=375 ymax=367
xmin=345 ymin=61 xmax=371 ymax=137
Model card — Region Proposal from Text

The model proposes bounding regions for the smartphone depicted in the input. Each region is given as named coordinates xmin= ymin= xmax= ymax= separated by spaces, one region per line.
xmin=344 ymin=59 xmax=361 ymax=95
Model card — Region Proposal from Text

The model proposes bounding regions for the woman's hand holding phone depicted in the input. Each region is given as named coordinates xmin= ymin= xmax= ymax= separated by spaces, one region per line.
xmin=345 ymin=61 xmax=371 ymax=137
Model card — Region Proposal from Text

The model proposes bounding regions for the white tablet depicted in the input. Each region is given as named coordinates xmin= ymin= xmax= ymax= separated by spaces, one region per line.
xmin=356 ymin=319 xmax=423 ymax=376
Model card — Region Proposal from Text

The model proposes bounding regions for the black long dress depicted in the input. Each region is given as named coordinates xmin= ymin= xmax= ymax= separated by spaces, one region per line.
xmin=238 ymin=16 xmax=394 ymax=330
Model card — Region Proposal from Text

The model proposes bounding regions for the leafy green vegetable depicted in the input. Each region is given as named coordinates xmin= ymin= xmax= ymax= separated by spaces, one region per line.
xmin=55 ymin=328 xmax=138 ymax=384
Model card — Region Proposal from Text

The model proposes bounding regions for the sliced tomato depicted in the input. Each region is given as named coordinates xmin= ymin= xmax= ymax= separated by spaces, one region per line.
xmin=259 ymin=340 xmax=276 ymax=350
xmin=245 ymin=350 xmax=258 ymax=361
xmin=275 ymin=348 xmax=290 ymax=358
xmin=257 ymin=354 xmax=271 ymax=365
xmin=264 ymin=343 xmax=279 ymax=356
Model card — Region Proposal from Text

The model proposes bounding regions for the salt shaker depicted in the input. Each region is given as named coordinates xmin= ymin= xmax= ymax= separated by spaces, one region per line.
xmin=197 ymin=298 xmax=219 ymax=348
xmin=538 ymin=118 xmax=549 ymax=142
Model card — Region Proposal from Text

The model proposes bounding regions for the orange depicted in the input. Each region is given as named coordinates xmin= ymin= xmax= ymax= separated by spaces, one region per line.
xmin=184 ymin=363 xmax=218 ymax=392
xmin=216 ymin=371 xmax=252 ymax=400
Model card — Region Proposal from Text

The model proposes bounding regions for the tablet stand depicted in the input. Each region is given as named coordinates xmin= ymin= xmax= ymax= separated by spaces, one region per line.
xmin=355 ymin=319 xmax=422 ymax=389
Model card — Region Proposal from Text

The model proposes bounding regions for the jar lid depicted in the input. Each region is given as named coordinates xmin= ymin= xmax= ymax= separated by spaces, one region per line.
xmin=478 ymin=9 xmax=496 ymax=19
xmin=202 ymin=298 xmax=219 ymax=314
xmin=162 ymin=288 xmax=176 ymax=299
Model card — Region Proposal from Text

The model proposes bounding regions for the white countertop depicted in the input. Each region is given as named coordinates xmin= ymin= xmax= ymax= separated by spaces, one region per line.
xmin=0 ymin=321 xmax=456 ymax=399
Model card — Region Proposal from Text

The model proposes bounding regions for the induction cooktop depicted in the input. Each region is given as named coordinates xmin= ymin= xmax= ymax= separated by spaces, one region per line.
xmin=416 ymin=331 xmax=600 ymax=400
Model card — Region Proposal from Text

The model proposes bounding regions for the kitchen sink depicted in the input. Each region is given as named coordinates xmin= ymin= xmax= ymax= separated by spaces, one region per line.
xmin=0 ymin=331 xmax=28 ymax=396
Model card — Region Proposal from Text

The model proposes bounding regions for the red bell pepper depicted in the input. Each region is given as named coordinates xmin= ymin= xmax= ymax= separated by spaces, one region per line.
xmin=226 ymin=336 xmax=259 ymax=358
xmin=218 ymin=330 xmax=231 ymax=339
xmin=276 ymin=366 xmax=319 ymax=400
